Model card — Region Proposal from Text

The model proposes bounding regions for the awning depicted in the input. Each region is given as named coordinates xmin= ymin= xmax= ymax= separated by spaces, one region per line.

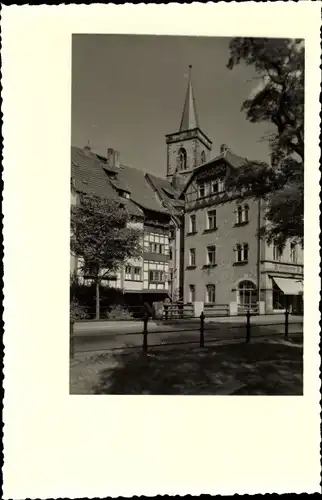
xmin=272 ymin=276 xmax=303 ymax=295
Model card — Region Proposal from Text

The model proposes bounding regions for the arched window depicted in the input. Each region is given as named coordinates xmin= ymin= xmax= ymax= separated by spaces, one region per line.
xmin=178 ymin=148 xmax=187 ymax=171
xmin=237 ymin=280 xmax=257 ymax=308
xmin=235 ymin=244 xmax=243 ymax=262
xmin=244 ymin=204 xmax=249 ymax=222
xmin=235 ymin=243 xmax=249 ymax=263
xmin=236 ymin=205 xmax=243 ymax=224
xmin=201 ymin=150 xmax=206 ymax=164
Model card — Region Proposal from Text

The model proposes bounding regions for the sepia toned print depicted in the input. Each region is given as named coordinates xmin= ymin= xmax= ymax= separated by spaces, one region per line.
xmin=70 ymin=34 xmax=304 ymax=395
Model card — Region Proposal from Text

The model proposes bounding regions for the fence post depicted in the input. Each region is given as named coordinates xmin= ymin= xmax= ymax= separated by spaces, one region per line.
xmin=143 ymin=313 xmax=149 ymax=354
xmin=200 ymin=311 xmax=205 ymax=348
xmin=246 ymin=310 xmax=251 ymax=343
xmin=284 ymin=308 xmax=289 ymax=340
xmin=70 ymin=319 xmax=75 ymax=359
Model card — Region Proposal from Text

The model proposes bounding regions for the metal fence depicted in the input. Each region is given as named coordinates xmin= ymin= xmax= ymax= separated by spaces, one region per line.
xmin=70 ymin=309 xmax=303 ymax=358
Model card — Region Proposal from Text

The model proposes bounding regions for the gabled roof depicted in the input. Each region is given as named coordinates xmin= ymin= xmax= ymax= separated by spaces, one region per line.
xmin=115 ymin=165 xmax=169 ymax=215
xmin=71 ymin=146 xmax=117 ymax=199
xmin=145 ymin=173 xmax=184 ymax=216
xmin=71 ymin=146 xmax=143 ymax=218
xmin=180 ymin=148 xmax=250 ymax=196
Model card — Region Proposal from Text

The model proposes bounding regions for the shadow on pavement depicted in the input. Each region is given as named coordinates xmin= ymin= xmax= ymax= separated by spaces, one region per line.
xmin=91 ymin=342 xmax=303 ymax=395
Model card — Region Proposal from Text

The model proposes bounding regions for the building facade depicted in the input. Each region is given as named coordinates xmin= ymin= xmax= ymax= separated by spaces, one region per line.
xmin=181 ymin=154 xmax=303 ymax=315
xmin=71 ymin=65 xmax=303 ymax=316
xmin=70 ymin=143 xmax=182 ymax=309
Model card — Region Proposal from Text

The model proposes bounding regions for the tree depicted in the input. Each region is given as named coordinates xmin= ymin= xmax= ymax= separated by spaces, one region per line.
xmin=226 ymin=37 xmax=304 ymax=247
xmin=71 ymin=194 xmax=142 ymax=319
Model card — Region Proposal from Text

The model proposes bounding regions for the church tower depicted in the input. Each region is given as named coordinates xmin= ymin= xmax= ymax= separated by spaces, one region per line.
xmin=165 ymin=65 xmax=212 ymax=184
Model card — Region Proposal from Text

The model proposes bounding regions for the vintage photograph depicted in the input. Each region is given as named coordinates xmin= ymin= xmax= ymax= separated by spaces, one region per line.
xmin=70 ymin=34 xmax=304 ymax=395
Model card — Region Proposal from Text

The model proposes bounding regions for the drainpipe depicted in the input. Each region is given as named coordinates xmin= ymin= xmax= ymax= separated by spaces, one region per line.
xmin=257 ymin=198 xmax=262 ymax=313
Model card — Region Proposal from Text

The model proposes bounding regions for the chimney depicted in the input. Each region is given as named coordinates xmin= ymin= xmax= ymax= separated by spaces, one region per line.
xmin=220 ymin=144 xmax=229 ymax=155
xmin=83 ymin=144 xmax=91 ymax=155
xmin=107 ymin=148 xmax=121 ymax=168
xmin=107 ymin=148 xmax=114 ymax=168
xmin=113 ymin=150 xmax=120 ymax=168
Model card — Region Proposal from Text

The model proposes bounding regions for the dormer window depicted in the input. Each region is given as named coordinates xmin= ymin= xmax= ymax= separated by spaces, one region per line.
xmin=198 ymin=183 xmax=205 ymax=198
xmin=178 ymin=148 xmax=187 ymax=171
xmin=119 ymin=190 xmax=130 ymax=199
xmin=211 ymin=180 xmax=219 ymax=194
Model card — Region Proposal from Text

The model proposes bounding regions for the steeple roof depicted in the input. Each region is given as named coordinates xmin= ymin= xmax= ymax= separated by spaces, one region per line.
xmin=179 ymin=65 xmax=199 ymax=132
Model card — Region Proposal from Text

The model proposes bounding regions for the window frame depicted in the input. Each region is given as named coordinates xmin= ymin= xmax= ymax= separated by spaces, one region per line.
xmin=125 ymin=265 xmax=142 ymax=281
xmin=189 ymin=214 xmax=197 ymax=233
xmin=235 ymin=243 xmax=249 ymax=263
xmin=207 ymin=245 xmax=216 ymax=265
xmin=290 ymin=242 xmax=297 ymax=263
xmin=206 ymin=284 xmax=216 ymax=304
xmin=189 ymin=284 xmax=196 ymax=303
xmin=189 ymin=248 xmax=196 ymax=267
xmin=207 ymin=209 xmax=217 ymax=230
xmin=149 ymin=270 xmax=165 ymax=283
xmin=237 ymin=280 xmax=257 ymax=308
xmin=198 ymin=183 xmax=205 ymax=198
xmin=178 ymin=147 xmax=187 ymax=171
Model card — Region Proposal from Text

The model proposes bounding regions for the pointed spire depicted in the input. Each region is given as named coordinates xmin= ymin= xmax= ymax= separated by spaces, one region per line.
xmin=179 ymin=65 xmax=199 ymax=132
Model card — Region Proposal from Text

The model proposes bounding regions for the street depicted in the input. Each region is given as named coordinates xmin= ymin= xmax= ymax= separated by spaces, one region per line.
xmin=72 ymin=315 xmax=303 ymax=354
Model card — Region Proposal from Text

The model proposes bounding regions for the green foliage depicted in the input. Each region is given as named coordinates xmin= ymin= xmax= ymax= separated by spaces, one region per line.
xmin=105 ymin=304 xmax=134 ymax=320
xmin=226 ymin=37 xmax=304 ymax=246
xmin=71 ymin=194 xmax=142 ymax=279
xmin=228 ymin=37 xmax=304 ymax=163
xmin=70 ymin=298 xmax=88 ymax=321
xmin=71 ymin=194 xmax=142 ymax=318
xmin=70 ymin=276 xmax=126 ymax=319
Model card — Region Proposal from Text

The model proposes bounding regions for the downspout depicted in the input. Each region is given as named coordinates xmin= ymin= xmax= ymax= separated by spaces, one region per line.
xmin=257 ymin=198 xmax=262 ymax=313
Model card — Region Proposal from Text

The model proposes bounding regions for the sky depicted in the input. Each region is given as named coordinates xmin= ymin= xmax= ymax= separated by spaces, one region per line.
xmin=71 ymin=34 xmax=274 ymax=177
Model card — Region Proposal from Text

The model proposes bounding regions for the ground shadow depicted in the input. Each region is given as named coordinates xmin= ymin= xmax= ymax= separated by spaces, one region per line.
xmin=90 ymin=342 xmax=303 ymax=395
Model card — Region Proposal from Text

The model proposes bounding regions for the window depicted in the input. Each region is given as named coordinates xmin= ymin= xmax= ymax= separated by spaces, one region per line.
xmin=207 ymin=210 xmax=217 ymax=230
xmin=201 ymin=151 xmax=206 ymax=163
xmin=189 ymin=285 xmax=196 ymax=303
xmin=149 ymin=270 xmax=165 ymax=283
xmin=206 ymin=284 xmax=216 ymax=303
xmin=189 ymin=248 xmax=196 ymax=267
xmin=235 ymin=243 xmax=249 ymax=263
xmin=207 ymin=246 xmax=216 ymax=265
xmin=290 ymin=242 xmax=297 ymax=263
xmin=178 ymin=148 xmax=187 ymax=171
xmin=272 ymin=282 xmax=286 ymax=310
xmin=236 ymin=205 xmax=243 ymax=224
xmin=149 ymin=242 xmax=164 ymax=254
xmin=273 ymin=244 xmax=282 ymax=261
xmin=133 ymin=267 xmax=141 ymax=281
xmin=198 ymin=183 xmax=205 ymax=198
xmin=169 ymin=247 xmax=173 ymax=260
xmin=243 ymin=243 xmax=249 ymax=262
xmin=125 ymin=266 xmax=142 ymax=281
xmin=237 ymin=281 xmax=257 ymax=308
xmin=211 ymin=180 xmax=219 ymax=194
xmin=236 ymin=204 xmax=249 ymax=224
xmin=244 ymin=204 xmax=249 ymax=223
xmin=125 ymin=266 xmax=132 ymax=280
xmin=119 ymin=190 xmax=130 ymax=199
xmin=189 ymin=214 xmax=197 ymax=233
